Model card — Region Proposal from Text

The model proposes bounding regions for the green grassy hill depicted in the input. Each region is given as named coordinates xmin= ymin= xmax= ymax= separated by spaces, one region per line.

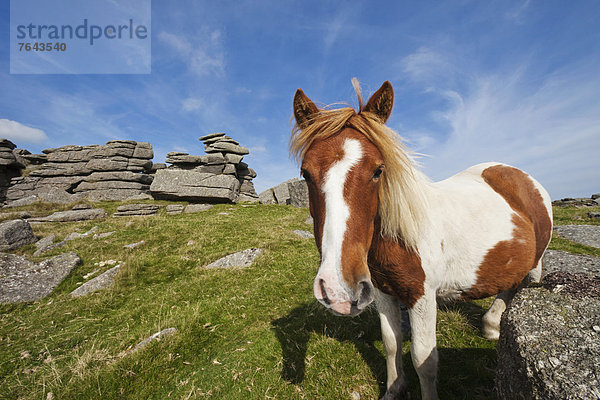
xmin=1 ymin=201 xmax=598 ymax=399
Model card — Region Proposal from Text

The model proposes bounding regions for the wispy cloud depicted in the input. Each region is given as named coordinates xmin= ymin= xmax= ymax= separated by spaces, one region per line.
xmin=181 ymin=97 xmax=204 ymax=112
xmin=158 ymin=30 xmax=225 ymax=77
xmin=505 ymin=0 xmax=532 ymax=24
xmin=402 ymin=47 xmax=454 ymax=85
xmin=0 ymin=119 xmax=48 ymax=144
xmin=399 ymin=47 xmax=600 ymax=198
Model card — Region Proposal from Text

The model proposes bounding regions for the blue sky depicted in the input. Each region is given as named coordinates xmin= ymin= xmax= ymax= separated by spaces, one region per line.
xmin=1 ymin=1 xmax=599 ymax=198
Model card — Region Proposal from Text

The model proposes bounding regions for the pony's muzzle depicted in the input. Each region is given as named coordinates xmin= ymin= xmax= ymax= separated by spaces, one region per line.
xmin=314 ymin=275 xmax=374 ymax=316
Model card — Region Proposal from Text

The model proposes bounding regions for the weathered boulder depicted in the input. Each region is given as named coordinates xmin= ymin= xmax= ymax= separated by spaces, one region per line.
xmin=165 ymin=152 xmax=225 ymax=166
xmin=205 ymin=141 xmax=249 ymax=155
xmin=113 ymin=204 xmax=162 ymax=217
xmin=259 ymin=178 xmax=308 ymax=207
xmin=0 ymin=139 xmax=25 ymax=203
xmin=0 ymin=252 xmax=82 ymax=303
xmin=70 ymin=264 xmax=121 ymax=297
xmin=152 ymin=134 xmax=258 ymax=204
xmin=5 ymin=140 xmax=154 ymax=204
xmin=3 ymin=194 xmax=39 ymax=208
xmin=126 ymin=327 xmax=177 ymax=355
xmin=496 ymin=272 xmax=600 ymax=400
xmin=203 ymin=248 xmax=263 ymax=269
xmin=184 ymin=204 xmax=213 ymax=213
xmin=0 ymin=219 xmax=36 ymax=251
xmin=28 ymin=208 xmax=107 ymax=222
xmin=166 ymin=204 xmax=185 ymax=215
xmin=83 ymin=171 xmax=153 ymax=184
xmin=258 ymin=188 xmax=276 ymax=205
xmin=288 ymin=179 xmax=309 ymax=208
xmin=151 ymin=169 xmax=241 ymax=203
xmin=293 ymin=230 xmax=314 ymax=239
xmin=553 ymin=225 xmax=600 ymax=248
xmin=542 ymin=250 xmax=600 ymax=276
xmin=199 ymin=132 xmax=226 ymax=141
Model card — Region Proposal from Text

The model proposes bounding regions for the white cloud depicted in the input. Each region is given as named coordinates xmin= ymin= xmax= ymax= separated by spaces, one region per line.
xmin=248 ymin=145 xmax=267 ymax=154
xmin=158 ymin=30 xmax=225 ymax=77
xmin=0 ymin=119 xmax=48 ymax=144
xmin=181 ymin=97 xmax=204 ymax=112
xmin=505 ymin=0 xmax=532 ymax=23
xmin=402 ymin=47 xmax=454 ymax=85
xmin=398 ymin=47 xmax=600 ymax=199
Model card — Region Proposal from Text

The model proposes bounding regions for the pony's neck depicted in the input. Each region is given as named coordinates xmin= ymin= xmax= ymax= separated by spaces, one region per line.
xmin=377 ymin=162 xmax=432 ymax=250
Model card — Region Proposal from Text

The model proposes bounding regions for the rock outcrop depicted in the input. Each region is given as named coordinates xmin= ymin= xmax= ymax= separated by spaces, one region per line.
xmin=496 ymin=272 xmax=600 ymax=400
xmin=0 ymin=139 xmax=26 ymax=203
xmin=150 ymin=133 xmax=258 ymax=203
xmin=496 ymin=250 xmax=600 ymax=399
xmin=552 ymin=194 xmax=600 ymax=207
xmin=5 ymin=140 xmax=154 ymax=204
xmin=553 ymin=225 xmax=600 ymax=248
xmin=259 ymin=178 xmax=308 ymax=207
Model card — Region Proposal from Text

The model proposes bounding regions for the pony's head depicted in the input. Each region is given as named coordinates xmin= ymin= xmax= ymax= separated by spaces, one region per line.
xmin=290 ymin=80 xmax=427 ymax=316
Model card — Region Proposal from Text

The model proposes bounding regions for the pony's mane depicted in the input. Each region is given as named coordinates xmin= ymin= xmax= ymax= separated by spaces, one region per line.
xmin=289 ymin=83 xmax=430 ymax=250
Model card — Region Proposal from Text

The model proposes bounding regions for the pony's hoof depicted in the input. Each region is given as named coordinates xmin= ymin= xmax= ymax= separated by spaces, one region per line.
xmin=381 ymin=383 xmax=410 ymax=399
xmin=483 ymin=327 xmax=500 ymax=340
xmin=381 ymin=392 xmax=410 ymax=400
xmin=483 ymin=331 xmax=500 ymax=340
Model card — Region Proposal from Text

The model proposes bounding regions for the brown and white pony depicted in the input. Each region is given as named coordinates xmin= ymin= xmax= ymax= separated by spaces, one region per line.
xmin=290 ymin=80 xmax=552 ymax=400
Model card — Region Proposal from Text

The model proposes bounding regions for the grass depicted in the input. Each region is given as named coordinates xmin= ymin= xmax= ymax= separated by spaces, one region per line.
xmin=0 ymin=202 xmax=597 ymax=399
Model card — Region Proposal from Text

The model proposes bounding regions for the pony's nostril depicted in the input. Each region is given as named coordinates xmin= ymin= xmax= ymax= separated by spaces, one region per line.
xmin=356 ymin=279 xmax=374 ymax=309
xmin=318 ymin=279 xmax=330 ymax=305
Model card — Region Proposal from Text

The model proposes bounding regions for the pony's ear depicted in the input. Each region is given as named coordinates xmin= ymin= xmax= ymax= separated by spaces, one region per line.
xmin=364 ymin=81 xmax=394 ymax=123
xmin=293 ymin=89 xmax=319 ymax=129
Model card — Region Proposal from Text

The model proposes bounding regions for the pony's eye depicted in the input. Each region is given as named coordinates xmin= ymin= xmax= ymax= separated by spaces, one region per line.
xmin=373 ymin=165 xmax=384 ymax=180
xmin=301 ymin=169 xmax=312 ymax=183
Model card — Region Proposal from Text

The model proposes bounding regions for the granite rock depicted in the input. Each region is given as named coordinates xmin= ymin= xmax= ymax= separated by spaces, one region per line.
xmin=29 ymin=208 xmax=107 ymax=222
xmin=496 ymin=273 xmax=600 ymax=400
xmin=553 ymin=225 xmax=600 ymax=248
xmin=203 ymin=248 xmax=263 ymax=269
xmin=0 ymin=252 xmax=81 ymax=303
xmin=70 ymin=264 xmax=121 ymax=297
xmin=0 ymin=219 xmax=37 ymax=251
xmin=113 ymin=203 xmax=162 ymax=217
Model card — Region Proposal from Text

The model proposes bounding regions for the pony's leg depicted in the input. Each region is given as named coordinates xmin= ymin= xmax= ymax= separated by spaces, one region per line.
xmin=374 ymin=290 xmax=408 ymax=399
xmin=482 ymin=288 xmax=516 ymax=340
xmin=483 ymin=259 xmax=543 ymax=340
xmin=527 ymin=258 xmax=543 ymax=283
xmin=409 ymin=289 xmax=439 ymax=400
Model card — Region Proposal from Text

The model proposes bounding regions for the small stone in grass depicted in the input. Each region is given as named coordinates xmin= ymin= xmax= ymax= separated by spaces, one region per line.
xmin=124 ymin=240 xmax=145 ymax=249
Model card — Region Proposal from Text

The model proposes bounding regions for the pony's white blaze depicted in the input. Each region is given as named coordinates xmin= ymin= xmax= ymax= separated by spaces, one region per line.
xmin=314 ymin=138 xmax=363 ymax=314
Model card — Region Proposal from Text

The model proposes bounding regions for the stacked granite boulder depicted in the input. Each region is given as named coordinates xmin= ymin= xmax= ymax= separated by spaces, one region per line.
xmin=5 ymin=140 xmax=154 ymax=204
xmin=150 ymin=133 xmax=258 ymax=203
xmin=0 ymin=139 xmax=26 ymax=203
xmin=259 ymin=178 xmax=308 ymax=208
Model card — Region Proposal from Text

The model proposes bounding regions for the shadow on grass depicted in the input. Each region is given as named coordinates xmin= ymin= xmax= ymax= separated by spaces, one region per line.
xmin=271 ymin=302 xmax=387 ymax=393
xmin=272 ymin=300 xmax=497 ymax=400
